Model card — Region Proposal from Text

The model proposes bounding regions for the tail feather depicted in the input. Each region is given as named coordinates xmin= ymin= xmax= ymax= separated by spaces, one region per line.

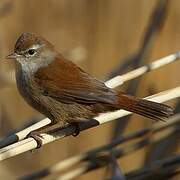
xmin=117 ymin=94 xmax=174 ymax=121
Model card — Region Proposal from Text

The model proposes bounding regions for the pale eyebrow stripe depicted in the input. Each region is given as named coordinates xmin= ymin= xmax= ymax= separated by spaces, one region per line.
xmin=27 ymin=44 xmax=44 ymax=50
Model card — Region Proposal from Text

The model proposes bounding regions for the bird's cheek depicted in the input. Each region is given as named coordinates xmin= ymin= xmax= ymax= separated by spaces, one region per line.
xmin=15 ymin=57 xmax=27 ymax=65
xmin=16 ymin=57 xmax=22 ymax=63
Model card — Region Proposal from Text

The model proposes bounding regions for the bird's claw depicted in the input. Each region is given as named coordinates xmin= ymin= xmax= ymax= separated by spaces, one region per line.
xmin=27 ymin=131 xmax=44 ymax=149
xmin=72 ymin=123 xmax=80 ymax=137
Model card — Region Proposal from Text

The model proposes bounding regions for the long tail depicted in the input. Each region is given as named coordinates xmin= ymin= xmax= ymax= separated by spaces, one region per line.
xmin=117 ymin=93 xmax=174 ymax=121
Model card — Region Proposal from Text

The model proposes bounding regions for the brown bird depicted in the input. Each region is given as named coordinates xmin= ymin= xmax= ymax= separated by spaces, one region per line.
xmin=6 ymin=33 xmax=173 ymax=147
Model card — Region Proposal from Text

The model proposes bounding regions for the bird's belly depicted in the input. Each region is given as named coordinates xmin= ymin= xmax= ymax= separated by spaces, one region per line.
xmin=17 ymin=83 xmax=97 ymax=123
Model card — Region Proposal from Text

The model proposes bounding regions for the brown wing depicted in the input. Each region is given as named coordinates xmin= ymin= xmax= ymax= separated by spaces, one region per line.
xmin=34 ymin=54 xmax=117 ymax=105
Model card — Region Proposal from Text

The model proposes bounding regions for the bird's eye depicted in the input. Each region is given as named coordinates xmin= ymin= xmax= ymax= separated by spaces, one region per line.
xmin=28 ymin=49 xmax=35 ymax=56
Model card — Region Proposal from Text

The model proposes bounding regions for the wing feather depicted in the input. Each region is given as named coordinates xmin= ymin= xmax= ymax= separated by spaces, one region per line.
xmin=34 ymin=55 xmax=116 ymax=105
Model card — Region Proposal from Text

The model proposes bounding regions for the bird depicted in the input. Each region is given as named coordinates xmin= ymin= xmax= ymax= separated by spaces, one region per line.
xmin=6 ymin=32 xmax=174 ymax=148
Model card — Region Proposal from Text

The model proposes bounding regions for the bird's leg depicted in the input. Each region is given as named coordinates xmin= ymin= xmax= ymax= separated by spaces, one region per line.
xmin=27 ymin=121 xmax=65 ymax=148
xmin=27 ymin=121 xmax=81 ymax=148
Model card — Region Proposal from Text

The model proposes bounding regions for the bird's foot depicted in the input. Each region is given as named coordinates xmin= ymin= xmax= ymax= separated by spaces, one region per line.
xmin=72 ymin=123 xmax=80 ymax=137
xmin=27 ymin=131 xmax=44 ymax=149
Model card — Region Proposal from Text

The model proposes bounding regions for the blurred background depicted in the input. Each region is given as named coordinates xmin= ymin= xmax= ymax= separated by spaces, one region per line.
xmin=0 ymin=0 xmax=179 ymax=179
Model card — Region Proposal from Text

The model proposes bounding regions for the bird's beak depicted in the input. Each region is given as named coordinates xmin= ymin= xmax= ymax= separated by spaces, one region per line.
xmin=6 ymin=53 xmax=19 ymax=60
